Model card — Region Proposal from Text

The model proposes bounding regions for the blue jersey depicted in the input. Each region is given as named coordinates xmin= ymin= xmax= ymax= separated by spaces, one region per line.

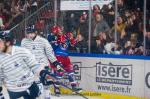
xmin=47 ymin=34 xmax=70 ymax=56
xmin=55 ymin=43 xmax=69 ymax=56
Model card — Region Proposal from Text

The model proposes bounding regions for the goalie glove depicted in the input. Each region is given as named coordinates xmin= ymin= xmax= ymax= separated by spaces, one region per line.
xmin=0 ymin=87 xmax=4 ymax=99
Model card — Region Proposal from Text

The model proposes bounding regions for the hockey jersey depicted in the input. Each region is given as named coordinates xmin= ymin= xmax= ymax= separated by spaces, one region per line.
xmin=0 ymin=46 xmax=39 ymax=92
xmin=21 ymin=35 xmax=57 ymax=66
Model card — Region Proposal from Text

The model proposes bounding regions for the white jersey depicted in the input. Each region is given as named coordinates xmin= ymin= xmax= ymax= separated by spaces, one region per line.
xmin=0 ymin=46 xmax=40 ymax=92
xmin=21 ymin=36 xmax=57 ymax=66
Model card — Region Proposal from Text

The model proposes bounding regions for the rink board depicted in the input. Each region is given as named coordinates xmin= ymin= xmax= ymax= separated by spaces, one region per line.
xmin=57 ymin=87 xmax=145 ymax=99
xmin=3 ymin=54 xmax=150 ymax=99
xmin=59 ymin=54 xmax=150 ymax=99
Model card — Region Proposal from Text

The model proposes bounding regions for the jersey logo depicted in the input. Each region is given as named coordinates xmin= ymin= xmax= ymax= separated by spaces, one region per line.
xmin=14 ymin=62 xmax=20 ymax=67
xmin=32 ymin=45 xmax=36 ymax=50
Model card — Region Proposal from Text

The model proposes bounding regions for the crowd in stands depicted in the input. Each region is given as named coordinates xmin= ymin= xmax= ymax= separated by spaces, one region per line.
xmin=61 ymin=0 xmax=150 ymax=56
xmin=0 ymin=0 xmax=48 ymax=31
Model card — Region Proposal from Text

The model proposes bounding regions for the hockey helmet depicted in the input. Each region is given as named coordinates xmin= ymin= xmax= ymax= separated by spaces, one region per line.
xmin=0 ymin=30 xmax=14 ymax=45
xmin=66 ymin=32 xmax=73 ymax=38
xmin=51 ymin=25 xmax=62 ymax=34
xmin=26 ymin=25 xmax=36 ymax=34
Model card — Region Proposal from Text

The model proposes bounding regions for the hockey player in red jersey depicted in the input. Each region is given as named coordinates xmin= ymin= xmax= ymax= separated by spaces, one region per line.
xmin=48 ymin=25 xmax=82 ymax=95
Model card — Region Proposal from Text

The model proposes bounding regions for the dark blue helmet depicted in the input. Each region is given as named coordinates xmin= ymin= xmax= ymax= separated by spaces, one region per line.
xmin=26 ymin=25 xmax=36 ymax=34
xmin=0 ymin=32 xmax=5 ymax=40
xmin=0 ymin=30 xmax=14 ymax=45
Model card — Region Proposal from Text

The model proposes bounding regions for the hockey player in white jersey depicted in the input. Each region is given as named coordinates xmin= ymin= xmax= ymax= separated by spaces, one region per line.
xmin=21 ymin=25 xmax=63 ymax=98
xmin=0 ymin=30 xmax=58 ymax=99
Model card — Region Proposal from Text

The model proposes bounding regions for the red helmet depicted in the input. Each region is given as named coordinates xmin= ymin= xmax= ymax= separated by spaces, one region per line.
xmin=51 ymin=26 xmax=62 ymax=34
xmin=66 ymin=32 xmax=73 ymax=38
xmin=57 ymin=34 xmax=66 ymax=44
xmin=70 ymin=38 xmax=76 ymax=46
xmin=51 ymin=26 xmax=57 ymax=34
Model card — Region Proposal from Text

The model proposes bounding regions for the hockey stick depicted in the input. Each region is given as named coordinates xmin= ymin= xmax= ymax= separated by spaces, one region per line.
xmin=45 ymin=72 xmax=89 ymax=99
xmin=60 ymin=82 xmax=89 ymax=99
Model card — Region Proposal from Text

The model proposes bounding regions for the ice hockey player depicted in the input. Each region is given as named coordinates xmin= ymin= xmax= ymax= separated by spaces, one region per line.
xmin=0 ymin=30 xmax=56 ymax=99
xmin=48 ymin=25 xmax=82 ymax=95
xmin=21 ymin=25 xmax=63 ymax=98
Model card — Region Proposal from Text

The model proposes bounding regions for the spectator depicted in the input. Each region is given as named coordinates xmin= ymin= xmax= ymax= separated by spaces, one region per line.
xmin=29 ymin=0 xmax=38 ymax=13
xmin=76 ymin=12 xmax=88 ymax=40
xmin=92 ymin=4 xmax=101 ymax=17
xmin=117 ymin=0 xmax=127 ymax=16
xmin=104 ymin=36 xmax=116 ymax=54
xmin=91 ymin=13 xmax=110 ymax=39
xmin=123 ymin=41 xmax=135 ymax=55
xmin=75 ymin=12 xmax=88 ymax=53
xmin=64 ymin=12 xmax=78 ymax=32
xmin=123 ymin=33 xmax=143 ymax=55
xmin=75 ymin=33 xmax=87 ymax=53
xmin=0 ymin=0 xmax=47 ymax=30
xmin=145 ymin=30 xmax=150 ymax=55
xmin=109 ymin=16 xmax=126 ymax=41
xmin=91 ymin=32 xmax=107 ymax=54
xmin=112 ymin=42 xmax=123 ymax=55
xmin=101 ymin=4 xmax=115 ymax=27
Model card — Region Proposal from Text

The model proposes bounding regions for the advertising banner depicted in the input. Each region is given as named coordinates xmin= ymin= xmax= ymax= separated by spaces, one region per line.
xmin=60 ymin=0 xmax=113 ymax=10
xmin=70 ymin=56 xmax=146 ymax=98
xmin=145 ymin=60 xmax=150 ymax=99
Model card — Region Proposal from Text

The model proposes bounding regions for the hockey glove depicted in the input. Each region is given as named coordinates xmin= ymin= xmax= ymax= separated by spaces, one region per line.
xmin=53 ymin=61 xmax=64 ymax=73
xmin=39 ymin=67 xmax=55 ymax=86
xmin=0 ymin=87 xmax=4 ymax=99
